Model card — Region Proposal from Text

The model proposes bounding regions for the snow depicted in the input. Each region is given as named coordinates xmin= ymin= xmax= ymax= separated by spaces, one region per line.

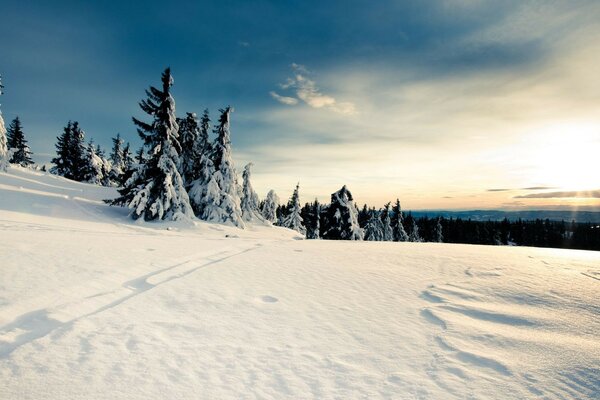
xmin=1 ymin=166 xmax=599 ymax=399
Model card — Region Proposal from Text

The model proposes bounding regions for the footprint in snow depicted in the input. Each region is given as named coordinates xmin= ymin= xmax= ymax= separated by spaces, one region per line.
xmin=260 ymin=295 xmax=278 ymax=303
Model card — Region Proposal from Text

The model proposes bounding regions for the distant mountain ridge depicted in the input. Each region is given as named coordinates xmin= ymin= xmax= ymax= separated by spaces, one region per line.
xmin=409 ymin=210 xmax=600 ymax=223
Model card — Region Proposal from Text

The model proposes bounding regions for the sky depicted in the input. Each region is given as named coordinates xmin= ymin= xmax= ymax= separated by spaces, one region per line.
xmin=1 ymin=0 xmax=599 ymax=210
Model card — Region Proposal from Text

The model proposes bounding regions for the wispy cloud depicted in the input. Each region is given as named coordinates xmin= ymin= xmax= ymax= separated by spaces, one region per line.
xmin=515 ymin=190 xmax=600 ymax=199
xmin=487 ymin=186 xmax=557 ymax=192
xmin=270 ymin=64 xmax=356 ymax=115
xmin=269 ymin=91 xmax=298 ymax=105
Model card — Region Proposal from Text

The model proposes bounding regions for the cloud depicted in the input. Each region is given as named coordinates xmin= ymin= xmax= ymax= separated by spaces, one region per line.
xmin=270 ymin=64 xmax=356 ymax=115
xmin=269 ymin=91 xmax=298 ymax=105
xmin=515 ymin=190 xmax=600 ymax=199
xmin=487 ymin=186 xmax=557 ymax=192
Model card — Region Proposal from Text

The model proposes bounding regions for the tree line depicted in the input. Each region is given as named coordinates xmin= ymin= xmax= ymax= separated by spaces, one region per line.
xmin=0 ymin=71 xmax=598 ymax=251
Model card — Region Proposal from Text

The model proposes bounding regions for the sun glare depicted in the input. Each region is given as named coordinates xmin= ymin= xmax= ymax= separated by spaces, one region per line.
xmin=527 ymin=121 xmax=600 ymax=191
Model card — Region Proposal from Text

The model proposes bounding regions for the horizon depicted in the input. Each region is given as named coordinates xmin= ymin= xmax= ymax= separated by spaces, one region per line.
xmin=1 ymin=0 xmax=599 ymax=210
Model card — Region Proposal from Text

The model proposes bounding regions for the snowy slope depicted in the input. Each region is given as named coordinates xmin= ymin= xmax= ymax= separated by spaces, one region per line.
xmin=0 ymin=167 xmax=599 ymax=399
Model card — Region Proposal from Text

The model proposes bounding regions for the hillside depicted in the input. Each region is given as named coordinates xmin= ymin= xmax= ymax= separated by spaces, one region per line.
xmin=0 ymin=167 xmax=599 ymax=399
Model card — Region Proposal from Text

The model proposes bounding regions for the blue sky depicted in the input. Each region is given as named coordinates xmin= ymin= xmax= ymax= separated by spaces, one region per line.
xmin=2 ymin=0 xmax=600 ymax=209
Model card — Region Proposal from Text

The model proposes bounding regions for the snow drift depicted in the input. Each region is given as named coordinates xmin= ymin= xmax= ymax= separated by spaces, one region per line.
xmin=0 ymin=167 xmax=599 ymax=399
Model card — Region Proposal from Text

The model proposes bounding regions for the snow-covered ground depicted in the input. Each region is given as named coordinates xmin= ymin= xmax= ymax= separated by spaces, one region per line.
xmin=1 ymin=167 xmax=599 ymax=399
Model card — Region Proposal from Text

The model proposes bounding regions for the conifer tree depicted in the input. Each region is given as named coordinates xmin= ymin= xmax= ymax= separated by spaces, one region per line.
xmin=177 ymin=112 xmax=202 ymax=184
xmin=109 ymin=133 xmax=125 ymax=184
xmin=322 ymin=185 xmax=364 ymax=240
xmin=190 ymin=106 xmax=243 ymax=226
xmin=261 ymin=189 xmax=280 ymax=223
xmin=0 ymin=76 xmax=9 ymax=172
xmin=7 ymin=116 xmax=33 ymax=167
xmin=364 ymin=209 xmax=385 ymax=241
xmin=282 ymin=183 xmax=306 ymax=235
xmin=122 ymin=142 xmax=134 ymax=173
xmin=408 ymin=217 xmax=422 ymax=242
xmin=304 ymin=199 xmax=321 ymax=239
xmin=51 ymin=121 xmax=74 ymax=177
xmin=240 ymin=163 xmax=262 ymax=222
xmin=381 ymin=202 xmax=394 ymax=241
xmin=110 ymin=68 xmax=192 ymax=221
xmin=82 ymin=140 xmax=106 ymax=185
xmin=392 ymin=198 xmax=409 ymax=242
xmin=434 ymin=217 xmax=443 ymax=243
xmin=50 ymin=121 xmax=87 ymax=180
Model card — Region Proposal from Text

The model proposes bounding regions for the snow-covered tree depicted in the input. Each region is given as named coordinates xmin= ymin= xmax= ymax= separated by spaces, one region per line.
xmin=82 ymin=140 xmax=106 ymax=185
xmin=110 ymin=68 xmax=192 ymax=221
xmin=50 ymin=121 xmax=87 ymax=181
xmin=434 ymin=217 xmax=443 ymax=243
xmin=240 ymin=163 xmax=263 ymax=222
xmin=122 ymin=142 xmax=134 ymax=173
xmin=109 ymin=133 xmax=125 ymax=184
xmin=177 ymin=112 xmax=203 ymax=184
xmin=408 ymin=218 xmax=422 ymax=242
xmin=322 ymin=185 xmax=364 ymax=240
xmin=303 ymin=199 xmax=321 ymax=239
xmin=7 ymin=117 xmax=33 ymax=167
xmin=190 ymin=106 xmax=243 ymax=226
xmin=392 ymin=198 xmax=409 ymax=242
xmin=261 ymin=189 xmax=279 ymax=223
xmin=381 ymin=202 xmax=393 ymax=241
xmin=0 ymin=76 xmax=9 ymax=172
xmin=281 ymin=183 xmax=306 ymax=235
xmin=364 ymin=209 xmax=384 ymax=241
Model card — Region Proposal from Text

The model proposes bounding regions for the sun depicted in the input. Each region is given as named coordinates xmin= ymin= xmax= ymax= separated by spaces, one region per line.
xmin=526 ymin=121 xmax=600 ymax=191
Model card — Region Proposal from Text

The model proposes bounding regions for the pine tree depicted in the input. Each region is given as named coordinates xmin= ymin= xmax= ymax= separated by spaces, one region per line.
xmin=6 ymin=116 xmax=34 ymax=167
xmin=282 ymin=183 xmax=306 ymax=235
xmin=51 ymin=121 xmax=74 ymax=177
xmin=358 ymin=204 xmax=370 ymax=228
xmin=364 ymin=209 xmax=384 ymax=241
xmin=322 ymin=185 xmax=364 ymax=240
xmin=240 ymin=163 xmax=263 ymax=222
xmin=122 ymin=142 xmax=134 ymax=172
xmin=305 ymin=199 xmax=321 ymax=239
xmin=381 ymin=202 xmax=393 ymax=241
xmin=392 ymin=199 xmax=409 ymax=242
xmin=189 ymin=107 xmax=243 ymax=226
xmin=110 ymin=68 xmax=192 ymax=221
xmin=177 ymin=112 xmax=202 ymax=184
xmin=109 ymin=133 xmax=125 ymax=184
xmin=434 ymin=217 xmax=443 ymax=243
xmin=408 ymin=217 xmax=422 ymax=242
xmin=82 ymin=140 xmax=106 ymax=185
xmin=261 ymin=189 xmax=280 ymax=223
xmin=0 ymin=76 xmax=9 ymax=172
xmin=50 ymin=121 xmax=87 ymax=180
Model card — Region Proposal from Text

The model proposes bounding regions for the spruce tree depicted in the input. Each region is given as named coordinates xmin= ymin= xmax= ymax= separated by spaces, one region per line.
xmin=190 ymin=107 xmax=243 ymax=226
xmin=0 ymin=76 xmax=9 ymax=172
xmin=69 ymin=122 xmax=87 ymax=181
xmin=82 ymin=140 xmax=106 ymax=185
xmin=51 ymin=121 xmax=74 ymax=177
xmin=109 ymin=133 xmax=125 ymax=184
xmin=322 ymin=185 xmax=364 ymax=240
xmin=364 ymin=209 xmax=384 ymax=241
xmin=305 ymin=199 xmax=321 ymax=239
xmin=6 ymin=116 xmax=34 ymax=167
xmin=177 ymin=112 xmax=202 ymax=184
xmin=50 ymin=121 xmax=86 ymax=180
xmin=240 ymin=163 xmax=262 ymax=222
xmin=261 ymin=189 xmax=280 ymax=223
xmin=408 ymin=217 xmax=422 ymax=242
xmin=110 ymin=68 xmax=192 ymax=221
xmin=381 ymin=202 xmax=393 ymax=241
xmin=434 ymin=217 xmax=443 ymax=243
xmin=392 ymin=198 xmax=409 ymax=242
xmin=282 ymin=183 xmax=306 ymax=235
xmin=122 ymin=142 xmax=134 ymax=172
